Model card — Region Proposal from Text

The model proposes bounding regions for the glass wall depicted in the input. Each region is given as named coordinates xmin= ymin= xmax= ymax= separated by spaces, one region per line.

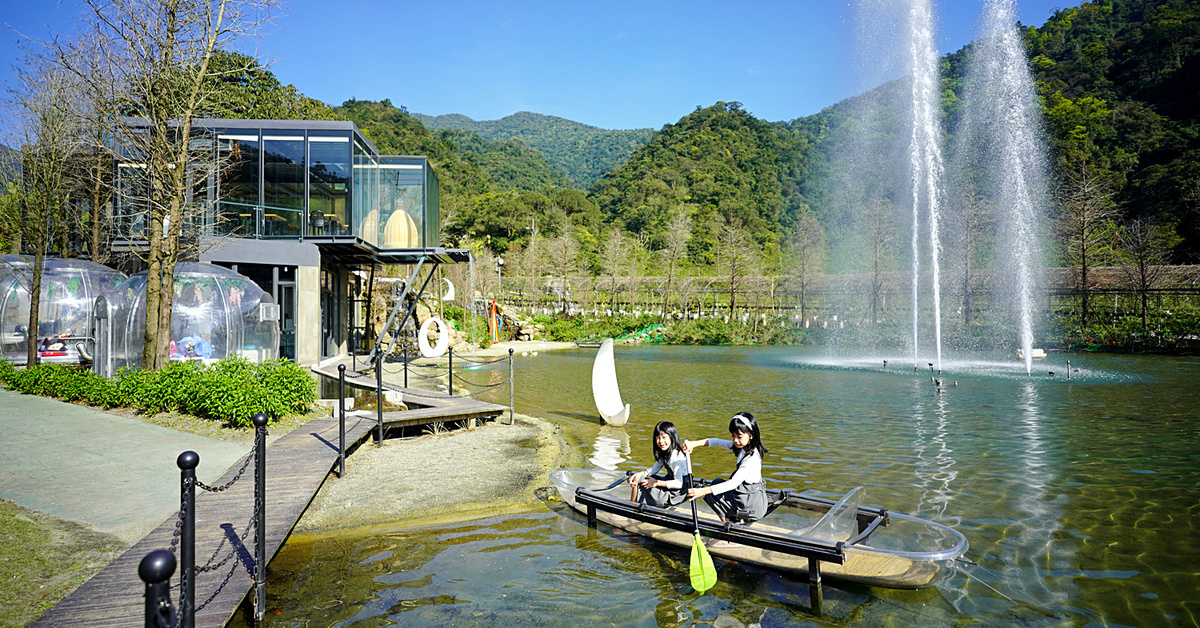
xmin=379 ymin=157 xmax=426 ymax=249
xmin=307 ymin=135 xmax=350 ymax=236
xmin=352 ymin=139 xmax=379 ymax=246
xmin=114 ymin=163 xmax=149 ymax=239
xmin=216 ymin=134 xmax=260 ymax=237
xmin=120 ymin=120 xmax=442 ymax=251
xmin=262 ymin=134 xmax=305 ymax=238
xmin=425 ymin=165 xmax=440 ymax=247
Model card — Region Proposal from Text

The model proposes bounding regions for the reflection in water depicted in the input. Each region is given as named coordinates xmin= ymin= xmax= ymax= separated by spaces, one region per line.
xmin=1010 ymin=381 xmax=1069 ymax=611
xmin=588 ymin=425 xmax=630 ymax=470
xmin=910 ymin=380 xmax=959 ymax=521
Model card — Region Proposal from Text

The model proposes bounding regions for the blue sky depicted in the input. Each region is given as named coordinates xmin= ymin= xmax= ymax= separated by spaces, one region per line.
xmin=2 ymin=0 xmax=1070 ymax=131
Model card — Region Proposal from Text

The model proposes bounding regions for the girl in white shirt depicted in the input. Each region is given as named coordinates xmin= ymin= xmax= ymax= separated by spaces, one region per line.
xmin=684 ymin=412 xmax=768 ymax=523
xmin=628 ymin=421 xmax=690 ymax=507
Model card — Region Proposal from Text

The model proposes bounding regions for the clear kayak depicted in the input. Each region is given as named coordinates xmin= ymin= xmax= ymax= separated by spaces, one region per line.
xmin=549 ymin=468 xmax=968 ymax=589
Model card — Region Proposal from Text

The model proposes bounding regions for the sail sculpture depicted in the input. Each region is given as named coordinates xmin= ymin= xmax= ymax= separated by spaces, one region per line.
xmin=591 ymin=338 xmax=630 ymax=426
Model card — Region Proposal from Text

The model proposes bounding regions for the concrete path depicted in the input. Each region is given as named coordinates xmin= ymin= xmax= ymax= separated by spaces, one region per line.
xmin=0 ymin=388 xmax=250 ymax=544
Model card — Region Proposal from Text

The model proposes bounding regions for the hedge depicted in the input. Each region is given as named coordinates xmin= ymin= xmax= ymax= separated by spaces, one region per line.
xmin=0 ymin=357 xmax=316 ymax=426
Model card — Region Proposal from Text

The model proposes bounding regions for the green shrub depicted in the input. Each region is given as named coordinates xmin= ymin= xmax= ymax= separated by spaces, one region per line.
xmin=1 ymin=356 xmax=315 ymax=426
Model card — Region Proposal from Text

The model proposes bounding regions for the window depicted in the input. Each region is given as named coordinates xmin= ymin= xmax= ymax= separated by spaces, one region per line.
xmin=263 ymin=134 xmax=305 ymax=238
xmin=307 ymin=136 xmax=350 ymax=236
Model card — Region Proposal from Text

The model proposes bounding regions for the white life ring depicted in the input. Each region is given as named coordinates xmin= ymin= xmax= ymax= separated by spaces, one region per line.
xmin=418 ymin=317 xmax=450 ymax=358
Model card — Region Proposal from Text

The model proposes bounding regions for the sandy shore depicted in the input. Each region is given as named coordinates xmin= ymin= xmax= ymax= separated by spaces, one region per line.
xmin=292 ymin=412 xmax=581 ymax=535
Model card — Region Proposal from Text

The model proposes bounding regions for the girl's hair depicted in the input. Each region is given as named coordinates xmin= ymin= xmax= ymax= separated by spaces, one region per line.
xmin=651 ymin=421 xmax=685 ymax=462
xmin=728 ymin=412 xmax=767 ymax=457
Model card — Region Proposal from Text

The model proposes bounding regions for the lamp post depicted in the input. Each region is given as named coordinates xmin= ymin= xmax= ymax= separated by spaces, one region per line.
xmin=496 ymin=257 xmax=504 ymax=284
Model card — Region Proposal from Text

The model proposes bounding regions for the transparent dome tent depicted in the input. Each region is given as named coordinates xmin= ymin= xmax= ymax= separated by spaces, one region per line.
xmin=1 ymin=255 xmax=127 ymax=364
xmin=95 ymin=262 xmax=279 ymax=376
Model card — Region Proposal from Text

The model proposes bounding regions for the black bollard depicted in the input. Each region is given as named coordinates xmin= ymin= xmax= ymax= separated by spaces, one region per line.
xmin=375 ymin=352 xmax=384 ymax=446
xmin=177 ymin=451 xmax=198 ymax=628
xmin=508 ymin=348 xmax=515 ymax=425
xmin=337 ymin=364 xmax=346 ymax=478
xmin=139 ymin=549 xmax=176 ymax=628
xmin=252 ymin=413 xmax=268 ymax=621
xmin=448 ymin=346 xmax=454 ymax=397
xmin=403 ymin=342 xmax=408 ymax=388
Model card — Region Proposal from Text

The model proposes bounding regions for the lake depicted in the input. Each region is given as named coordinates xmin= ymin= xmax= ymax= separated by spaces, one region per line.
xmin=239 ymin=346 xmax=1200 ymax=627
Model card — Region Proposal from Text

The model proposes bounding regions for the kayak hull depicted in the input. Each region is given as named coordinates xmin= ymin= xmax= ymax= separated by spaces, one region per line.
xmin=550 ymin=468 xmax=967 ymax=589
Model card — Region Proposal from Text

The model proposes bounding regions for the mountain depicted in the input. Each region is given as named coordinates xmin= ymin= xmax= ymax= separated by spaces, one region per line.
xmin=588 ymin=101 xmax=817 ymax=265
xmin=412 ymin=111 xmax=655 ymax=188
xmin=437 ymin=129 xmax=575 ymax=192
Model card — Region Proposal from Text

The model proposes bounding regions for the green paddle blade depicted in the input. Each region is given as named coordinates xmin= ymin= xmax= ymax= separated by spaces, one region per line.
xmin=689 ymin=532 xmax=717 ymax=593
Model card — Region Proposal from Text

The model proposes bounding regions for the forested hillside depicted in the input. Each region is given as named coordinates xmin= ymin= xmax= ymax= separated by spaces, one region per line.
xmin=436 ymin=129 xmax=575 ymax=192
xmin=1025 ymin=0 xmax=1200 ymax=260
xmin=413 ymin=111 xmax=654 ymax=187
xmin=588 ymin=102 xmax=817 ymax=266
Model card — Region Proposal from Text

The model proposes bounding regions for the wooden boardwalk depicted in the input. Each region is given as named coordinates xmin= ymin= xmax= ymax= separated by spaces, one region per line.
xmin=33 ymin=381 xmax=506 ymax=627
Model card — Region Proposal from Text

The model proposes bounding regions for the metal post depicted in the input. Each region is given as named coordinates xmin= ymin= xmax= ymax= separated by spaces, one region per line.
xmin=337 ymin=364 xmax=346 ymax=478
xmin=139 ymin=550 xmax=176 ymax=628
xmin=508 ymin=348 xmax=515 ymax=425
xmin=448 ymin=346 xmax=454 ymax=397
xmin=808 ymin=557 xmax=823 ymax=616
xmin=403 ymin=341 xmax=408 ymax=388
xmin=375 ymin=352 xmax=384 ymax=446
xmin=253 ymin=413 xmax=268 ymax=621
xmin=177 ymin=451 xmax=198 ymax=628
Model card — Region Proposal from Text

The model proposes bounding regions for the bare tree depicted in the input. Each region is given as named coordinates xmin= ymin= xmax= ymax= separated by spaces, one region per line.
xmin=950 ymin=185 xmax=994 ymax=327
xmin=1057 ymin=161 xmax=1118 ymax=330
xmin=599 ymin=227 xmax=628 ymax=311
xmin=866 ymin=197 xmax=893 ymax=326
xmin=58 ymin=36 xmax=121 ymax=262
xmin=4 ymin=58 xmax=82 ymax=366
xmin=61 ymin=0 xmax=277 ymax=370
xmin=659 ymin=206 xmax=692 ymax=320
xmin=543 ymin=231 xmax=580 ymax=315
xmin=1115 ymin=217 xmax=1181 ymax=330
xmin=786 ymin=209 xmax=824 ymax=324
xmin=718 ymin=218 xmax=757 ymax=317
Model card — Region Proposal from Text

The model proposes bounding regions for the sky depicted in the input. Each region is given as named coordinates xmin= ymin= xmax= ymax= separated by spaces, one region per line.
xmin=1 ymin=0 xmax=1072 ymax=132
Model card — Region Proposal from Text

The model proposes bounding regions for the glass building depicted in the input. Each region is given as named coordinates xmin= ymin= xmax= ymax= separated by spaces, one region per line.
xmin=112 ymin=119 xmax=465 ymax=365
xmin=114 ymin=119 xmax=440 ymax=255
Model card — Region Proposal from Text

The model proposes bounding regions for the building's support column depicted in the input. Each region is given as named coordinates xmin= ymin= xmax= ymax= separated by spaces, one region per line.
xmin=296 ymin=264 xmax=321 ymax=366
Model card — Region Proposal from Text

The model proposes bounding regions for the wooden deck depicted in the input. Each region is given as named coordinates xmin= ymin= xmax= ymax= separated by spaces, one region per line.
xmin=34 ymin=372 xmax=507 ymax=627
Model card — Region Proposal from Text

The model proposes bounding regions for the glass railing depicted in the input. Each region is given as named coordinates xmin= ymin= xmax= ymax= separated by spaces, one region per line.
xmin=214 ymin=201 xmax=303 ymax=239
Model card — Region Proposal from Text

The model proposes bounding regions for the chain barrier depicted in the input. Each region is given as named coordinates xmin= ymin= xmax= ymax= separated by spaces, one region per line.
xmin=168 ymin=481 xmax=189 ymax=555
xmin=195 ymin=508 xmax=255 ymax=575
xmin=162 ymin=595 xmax=184 ymax=628
xmin=194 ymin=556 xmax=239 ymax=615
xmin=195 ymin=466 xmax=262 ymax=616
xmin=403 ymin=368 xmax=441 ymax=380
xmin=454 ymin=354 xmax=510 ymax=365
xmin=453 ymin=380 xmax=512 ymax=398
xmin=195 ymin=452 xmax=253 ymax=493
xmin=451 ymin=371 xmax=512 ymax=389
xmin=394 ymin=387 xmax=455 ymax=400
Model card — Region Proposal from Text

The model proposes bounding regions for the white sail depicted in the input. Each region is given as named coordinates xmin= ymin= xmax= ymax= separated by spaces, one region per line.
xmin=591 ymin=338 xmax=630 ymax=426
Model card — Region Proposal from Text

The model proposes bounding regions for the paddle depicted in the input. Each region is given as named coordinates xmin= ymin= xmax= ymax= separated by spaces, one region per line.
xmin=686 ymin=452 xmax=717 ymax=593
